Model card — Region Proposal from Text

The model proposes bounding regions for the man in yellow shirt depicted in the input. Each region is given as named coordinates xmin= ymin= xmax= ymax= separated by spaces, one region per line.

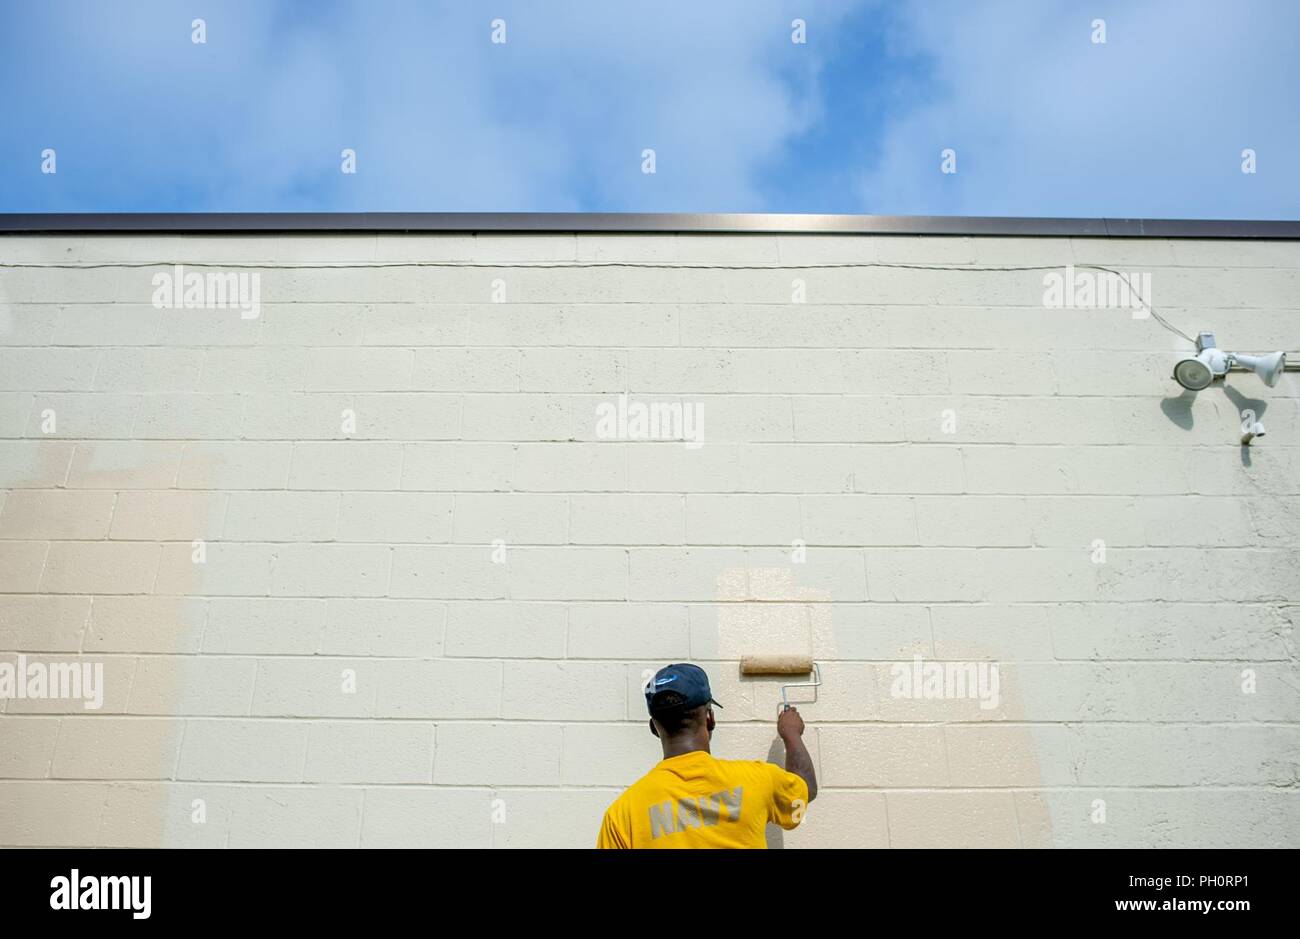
xmin=597 ymin=663 xmax=817 ymax=848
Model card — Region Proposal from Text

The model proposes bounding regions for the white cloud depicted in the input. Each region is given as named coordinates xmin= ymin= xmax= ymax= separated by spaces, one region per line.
xmin=855 ymin=0 xmax=1300 ymax=218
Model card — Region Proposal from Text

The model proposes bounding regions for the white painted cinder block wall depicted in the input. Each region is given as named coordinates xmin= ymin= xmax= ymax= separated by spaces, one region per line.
xmin=0 ymin=232 xmax=1297 ymax=848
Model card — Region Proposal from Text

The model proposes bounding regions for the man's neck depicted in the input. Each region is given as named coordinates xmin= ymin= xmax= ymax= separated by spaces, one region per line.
xmin=660 ymin=737 xmax=710 ymax=760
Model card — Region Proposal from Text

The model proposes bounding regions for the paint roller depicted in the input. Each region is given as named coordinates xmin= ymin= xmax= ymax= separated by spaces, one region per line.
xmin=739 ymin=655 xmax=822 ymax=712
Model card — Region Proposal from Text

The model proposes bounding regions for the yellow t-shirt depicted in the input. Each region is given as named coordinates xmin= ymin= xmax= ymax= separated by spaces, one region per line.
xmin=596 ymin=750 xmax=809 ymax=849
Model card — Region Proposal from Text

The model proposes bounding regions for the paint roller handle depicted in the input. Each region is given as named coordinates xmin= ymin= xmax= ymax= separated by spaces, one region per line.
xmin=776 ymin=705 xmax=805 ymax=741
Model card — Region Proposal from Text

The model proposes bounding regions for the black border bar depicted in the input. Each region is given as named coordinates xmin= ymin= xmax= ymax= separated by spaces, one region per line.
xmin=0 ymin=847 xmax=1280 ymax=924
xmin=2 ymin=213 xmax=1300 ymax=238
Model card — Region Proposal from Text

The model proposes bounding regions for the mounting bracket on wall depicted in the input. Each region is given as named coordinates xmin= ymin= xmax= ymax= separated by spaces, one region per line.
xmin=1241 ymin=411 xmax=1266 ymax=445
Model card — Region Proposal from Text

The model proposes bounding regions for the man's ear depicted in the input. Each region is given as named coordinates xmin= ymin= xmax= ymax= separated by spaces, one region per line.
xmin=648 ymin=718 xmax=660 ymax=739
xmin=706 ymin=708 xmax=716 ymax=733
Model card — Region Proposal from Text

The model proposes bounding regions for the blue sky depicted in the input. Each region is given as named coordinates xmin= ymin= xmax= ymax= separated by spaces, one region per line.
xmin=1 ymin=0 xmax=1296 ymax=217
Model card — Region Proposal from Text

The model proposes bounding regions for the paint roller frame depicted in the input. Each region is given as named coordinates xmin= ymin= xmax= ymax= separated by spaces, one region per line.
xmin=739 ymin=656 xmax=822 ymax=713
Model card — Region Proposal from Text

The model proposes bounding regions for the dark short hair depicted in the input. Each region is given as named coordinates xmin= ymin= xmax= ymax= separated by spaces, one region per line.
xmin=649 ymin=690 xmax=706 ymax=735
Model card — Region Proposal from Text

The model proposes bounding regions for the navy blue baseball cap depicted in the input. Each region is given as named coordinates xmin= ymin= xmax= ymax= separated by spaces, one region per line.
xmin=645 ymin=663 xmax=723 ymax=714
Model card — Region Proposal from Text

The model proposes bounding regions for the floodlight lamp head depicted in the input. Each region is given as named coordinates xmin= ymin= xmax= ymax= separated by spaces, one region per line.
xmin=1173 ymin=343 xmax=1228 ymax=391
xmin=1230 ymin=351 xmax=1287 ymax=388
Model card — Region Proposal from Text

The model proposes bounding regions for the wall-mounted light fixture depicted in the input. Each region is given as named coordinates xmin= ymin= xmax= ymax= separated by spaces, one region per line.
xmin=1172 ymin=332 xmax=1291 ymax=445
xmin=1173 ymin=332 xmax=1287 ymax=391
